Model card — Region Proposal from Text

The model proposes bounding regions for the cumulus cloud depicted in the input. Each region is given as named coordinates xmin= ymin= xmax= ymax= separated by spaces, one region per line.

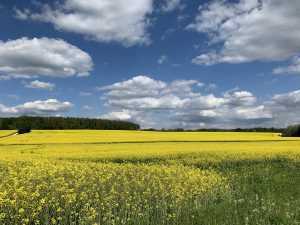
xmin=24 ymin=80 xmax=55 ymax=91
xmin=161 ymin=79 xmax=204 ymax=97
xmin=98 ymin=76 xmax=203 ymax=127
xmin=268 ymin=90 xmax=300 ymax=109
xmin=233 ymin=105 xmax=272 ymax=121
xmin=0 ymin=37 xmax=93 ymax=78
xmin=97 ymin=76 xmax=166 ymax=99
xmin=16 ymin=0 xmax=153 ymax=47
xmin=0 ymin=105 xmax=17 ymax=114
xmin=223 ymin=91 xmax=256 ymax=106
xmin=183 ymin=94 xmax=226 ymax=110
xmin=106 ymin=95 xmax=185 ymax=111
xmin=102 ymin=110 xmax=133 ymax=121
xmin=263 ymin=90 xmax=300 ymax=127
xmin=102 ymin=109 xmax=157 ymax=128
xmin=97 ymin=75 xmax=292 ymax=128
xmin=0 ymin=99 xmax=73 ymax=116
xmin=189 ymin=0 xmax=300 ymax=65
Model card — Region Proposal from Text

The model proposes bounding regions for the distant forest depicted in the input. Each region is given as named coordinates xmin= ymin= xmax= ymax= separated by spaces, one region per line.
xmin=143 ymin=127 xmax=284 ymax=133
xmin=281 ymin=125 xmax=300 ymax=137
xmin=0 ymin=116 xmax=291 ymax=134
xmin=0 ymin=116 xmax=140 ymax=130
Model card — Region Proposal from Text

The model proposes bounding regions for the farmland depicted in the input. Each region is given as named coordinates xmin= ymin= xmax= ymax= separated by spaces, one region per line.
xmin=0 ymin=130 xmax=16 ymax=138
xmin=0 ymin=130 xmax=300 ymax=224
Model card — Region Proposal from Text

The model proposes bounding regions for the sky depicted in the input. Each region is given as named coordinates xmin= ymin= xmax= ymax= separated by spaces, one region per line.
xmin=0 ymin=0 xmax=300 ymax=129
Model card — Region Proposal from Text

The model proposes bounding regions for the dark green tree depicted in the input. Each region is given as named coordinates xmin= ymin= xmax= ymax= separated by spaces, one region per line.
xmin=281 ymin=125 xmax=300 ymax=137
xmin=17 ymin=115 xmax=32 ymax=134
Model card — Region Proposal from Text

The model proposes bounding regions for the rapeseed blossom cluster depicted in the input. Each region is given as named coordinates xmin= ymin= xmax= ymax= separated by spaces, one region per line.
xmin=0 ymin=160 xmax=227 ymax=224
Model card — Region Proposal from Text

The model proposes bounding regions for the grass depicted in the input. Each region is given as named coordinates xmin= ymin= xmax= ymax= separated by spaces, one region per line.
xmin=185 ymin=164 xmax=300 ymax=225
xmin=0 ymin=130 xmax=299 ymax=224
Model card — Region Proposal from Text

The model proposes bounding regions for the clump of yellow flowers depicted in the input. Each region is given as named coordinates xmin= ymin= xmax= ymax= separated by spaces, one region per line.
xmin=0 ymin=159 xmax=228 ymax=225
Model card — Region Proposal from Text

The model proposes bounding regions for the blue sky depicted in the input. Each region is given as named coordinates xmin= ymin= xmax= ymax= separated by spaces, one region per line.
xmin=0 ymin=0 xmax=300 ymax=129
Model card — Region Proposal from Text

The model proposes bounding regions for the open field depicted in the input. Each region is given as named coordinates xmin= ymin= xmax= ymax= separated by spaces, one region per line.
xmin=0 ymin=130 xmax=300 ymax=224
xmin=2 ymin=130 xmax=299 ymax=145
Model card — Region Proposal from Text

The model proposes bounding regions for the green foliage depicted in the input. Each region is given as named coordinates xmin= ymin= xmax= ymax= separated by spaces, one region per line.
xmin=181 ymin=163 xmax=300 ymax=225
xmin=0 ymin=116 xmax=140 ymax=130
xmin=143 ymin=127 xmax=284 ymax=132
xmin=17 ymin=115 xmax=31 ymax=134
xmin=282 ymin=124 xmax=300 ymax=137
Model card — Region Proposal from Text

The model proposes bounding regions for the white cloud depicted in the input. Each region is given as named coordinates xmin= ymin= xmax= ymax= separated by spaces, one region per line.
xmin=17 ymin=0 xmax=153 ymax=47
xmin=106 ymin=95 xmax=185 ymax=110
xmin=97 ymin=75 xmax=166 ymax=99
xmin=13 ymin=7 xmax=30 ymax=20
xmin=0 ymin=76 xmax=10 ymax=81
xmin=102 ymin=109 xmax=157 ymax=128
xmin=161 ymin=79 xmax=203 ymax=97
xmin=184 ymin=94 xmax=226 ymax=110
xmin=192 ymin=52 xmax=219 ymax=66
xmin=98 ymin=75 xmax=300 ymax=128
xmin=189 ymin=0 xmax=300 ymax=65
xmin=158 ymin=55 xmax=168 ymax=65
xmin=0 ymin=105 xmax=18 ymax=114
xmin=223 ymin=91 xmax=256 ymax=106
xmin=0 ymin=99 xmax=73 ymax=116
xmin=98 ymin=76 xmax=204 ymax=128
xmin=24 ymin=80 xmax=55 ymax=91
xmin=102 ymin=110 xmax=133 ymax=121
xmin=97 ymin=75 xmax=273 ymax=128
xmin=161 ymin=0 xmax=181 ymax=12
xmin=268 ymin=90 xmax=300 ymax=109
xmin=273 ymin=56 xmax=300 ymax=75
xmin=0 ymin=37 xmax=93 ymax=78
xmin=233 ymin=105 xmax=272 ymax=121
xmin=263 ymin=90 xmax=300 ymax=127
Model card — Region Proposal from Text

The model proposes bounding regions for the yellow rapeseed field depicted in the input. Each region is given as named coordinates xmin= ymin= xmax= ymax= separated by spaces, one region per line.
xmin=0 ymin=130 xmax=17 ymax=138
xmin=1 ymin=130 xmax=298 ymax=145
xmin=0 ymin=130 xmax=300 ymax=224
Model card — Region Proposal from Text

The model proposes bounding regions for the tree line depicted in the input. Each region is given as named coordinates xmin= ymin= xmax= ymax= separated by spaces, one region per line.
xmin=1 ymin=116 xmax=299 ymax=137
xmin=0 ymin=116 xmax=140 ymax=131
xmin=143 ymin=127 xmax=284 ymax=133
xmin=281 ymin=125 xmax=300 ymax=137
